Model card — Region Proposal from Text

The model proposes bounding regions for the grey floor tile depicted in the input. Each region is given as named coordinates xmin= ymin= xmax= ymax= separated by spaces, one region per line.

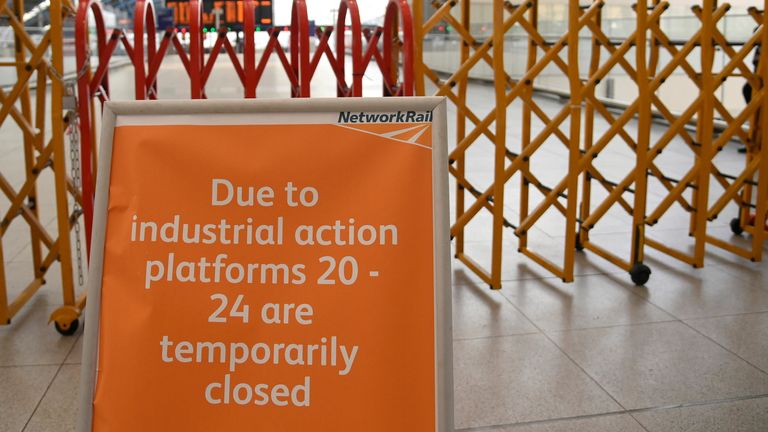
xmin=633 ymin=397 xmax=768 ymax=432
xmin=63 ymin=336 xmax=83 ymax=365
xmin=24 ymin=364 xmax=80 ymax=432
xmin=0 ymin=365 xmax=58 ymax=432
xmin=453 ymin=334 xmax=621 ymax=429
xmin=456 ymin=241 xmax=625 ymax=287
xmin=550 ymin=322 xmax=768 ymax=410
xmin=450 ymin=209 xmax=521 ymax=246
xmin=500 ymin=274 xmax=674 ymax=331
xmin=481 ymin=413 xmax=647 ymax=432
xmin=685 ymin=312 xmax=768 ymax=373
xmin=0 ymin=299 xmax=81 ymax=366
xmin=452 ymin=282 xmax=537 ymax=340
xmin=3 ymin=260 xmax=60 ymax=302
xmin=628 ymin=264 xmax=768 ymax=319
xmin=705 ymin=246 xmax=768 ymax=291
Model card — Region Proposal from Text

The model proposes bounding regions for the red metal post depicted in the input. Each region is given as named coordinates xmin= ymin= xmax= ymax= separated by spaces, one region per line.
xmin=244 ymin=0 xmax=257 ymax=97
xmin=133 ymin=0 xmax=158 ymax=100
xmin=189 ymin=0 xmax=205 ymax=98
xmin=383 ymin=0 xmax=414 ymax=96
xmin=75 ymin=0 xmax=109 ymax=258
xmin=335 ymin=0 xmax=363 ymax=96
xmin=291 ymin=0 xmax=310 ymax=97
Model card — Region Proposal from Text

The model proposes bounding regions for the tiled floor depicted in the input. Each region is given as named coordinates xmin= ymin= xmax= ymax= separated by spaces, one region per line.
xmin=1 ymin=56 xmax=768 ymax=431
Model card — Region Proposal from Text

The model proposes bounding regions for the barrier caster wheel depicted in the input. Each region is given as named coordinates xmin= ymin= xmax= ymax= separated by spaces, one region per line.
xmin=629 ymin=264 xmax=651 ymax=286
xmin=730 ymin=218 xmax=744 ymax=235
xmin=54 ymin=318 xmax=79 ymax=336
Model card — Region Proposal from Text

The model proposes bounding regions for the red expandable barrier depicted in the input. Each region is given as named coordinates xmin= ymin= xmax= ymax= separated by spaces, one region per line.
xmin=75 ymin=0 xmax=109 ymax=257
xmin=75 ymin=0 xmax=417 ymax=256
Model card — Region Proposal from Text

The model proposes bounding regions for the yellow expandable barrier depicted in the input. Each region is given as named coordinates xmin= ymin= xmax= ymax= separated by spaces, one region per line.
xmin=415 ymin=0 xmax=768 ymax=288
xmin=414 ymin=0 xmax=595 ymax=287
xmin=704 ymin=5 xmax=768 ymax=261
xmin=0 ymin=0 xmax=86 ymax=335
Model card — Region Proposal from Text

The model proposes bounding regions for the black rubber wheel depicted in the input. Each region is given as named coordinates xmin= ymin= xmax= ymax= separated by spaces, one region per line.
xmin=629 ymin=263 xmax=651 ymax=286
xmin=55 ymin=318 xmax=79 ymax=336
xmin=730 ymin=217 xmax=744 ymax=235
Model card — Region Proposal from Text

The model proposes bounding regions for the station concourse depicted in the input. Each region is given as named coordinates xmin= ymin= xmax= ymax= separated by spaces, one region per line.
xmin=1 ymin=0 xmax=768 ymax=431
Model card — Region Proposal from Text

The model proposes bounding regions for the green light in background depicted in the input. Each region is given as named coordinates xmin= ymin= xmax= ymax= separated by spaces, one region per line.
xmin=203 ymin=27 xmax=208 ymax=32
xmin=256 ymin=26 xmax=261 ymax=31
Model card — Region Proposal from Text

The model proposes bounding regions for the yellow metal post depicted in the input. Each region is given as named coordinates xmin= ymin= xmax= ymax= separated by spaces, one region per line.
xmin=579 ymin=2 xmax=601 ymax=252
xmin=490 ymin=0 xmax=506 ymax=289
xmin=632 ymin=0 xmax=650 ymax=271
xmin=563 ymin=0 xmax=581 ymax=282
xmin=49 ymin=0 xmax=84 ymax=334
xmin=454 ymin=0 xmax=469 ymax=258
xmin=752 ymin=0 xmax=768 ymax=260
xmin=13 ymin=0 xmax=43 ymax=283
xmin=520 ymin=0 xmax=538 ymax=253
xmin=648 ymin=0 xmax=661 ymax=75
xmin=693 ymin=0 xmax=715 ymax=268
xmin=0 ymin=240 xmax=6 ymax=324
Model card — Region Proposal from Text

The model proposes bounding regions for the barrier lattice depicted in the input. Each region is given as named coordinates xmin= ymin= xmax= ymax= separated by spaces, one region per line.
xmin=0 ymin=0 xmax=86 ymax=334
xmin=415 ymin=0 xmax=768 ymax=288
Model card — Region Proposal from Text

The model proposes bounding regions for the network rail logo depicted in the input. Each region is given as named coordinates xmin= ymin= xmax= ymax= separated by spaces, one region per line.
xmin=338 ymin=110 xmax=433 ymax=124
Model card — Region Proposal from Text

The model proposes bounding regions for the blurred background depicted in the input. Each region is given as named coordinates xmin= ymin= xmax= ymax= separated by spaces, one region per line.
xmin=1 ymin=0 xmax=762 ymax=114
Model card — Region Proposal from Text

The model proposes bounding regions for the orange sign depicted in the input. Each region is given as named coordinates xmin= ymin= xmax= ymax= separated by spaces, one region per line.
xmin=78 ymin=99 xmax=452 ymax=431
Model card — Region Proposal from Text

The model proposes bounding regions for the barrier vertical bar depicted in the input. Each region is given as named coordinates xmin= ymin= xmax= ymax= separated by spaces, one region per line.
xmin=13 ymin=0 xmax=42 ymax=276
xmin=0 ymin=236 xmax=6 ymax=323
xmin=383 ymin=0 xmax=414 ymax=96
xmin=189 ymin=0 xmax=204 ymax=98
xmin=454 ymin=0 xmax=470 ymax=257
xmin=76 ymin=0 xmax=108 ymax=255
xmin=336 ymin=0 xmax=363 ymax=96
xmin=520 ymin=0 xmax=538 ymax=254
xmin=737 ymin=7 xmax=759 ymax=239
xmin=648 ymin=0 xmax=661 ymax=75
xmin=397 ymin=0 xmax=415 ymax=96
xmin=244 ymin=0 xmax=255 ymax=98
xmin=564 ymin=0 xmax=581 ymax=281
xmin=753 ymin=0 xmax=768 ymax=260
xmin=383 ymin=3 xmax=401 ymax=96
xmin=632 ymin=0 xmax=650 ymax=272
xmin=290 ymin=0 xmax=310 ymax=97
xmin=50 ymin=0 xmax=76 ymax=313
xmin=694 ymin=0 xmax=716 ymax=267
xmin=579 ymin=1 xmax=600 ymax=252
xmin=491 ymin=0 xmax=505 ymax=289
xmin=133 ymin=0 xmax=158 ymax=100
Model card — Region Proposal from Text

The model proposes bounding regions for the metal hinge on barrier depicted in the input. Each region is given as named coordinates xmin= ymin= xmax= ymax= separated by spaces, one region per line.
xmin=63 ymin=80 xmax=77 ymax=111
